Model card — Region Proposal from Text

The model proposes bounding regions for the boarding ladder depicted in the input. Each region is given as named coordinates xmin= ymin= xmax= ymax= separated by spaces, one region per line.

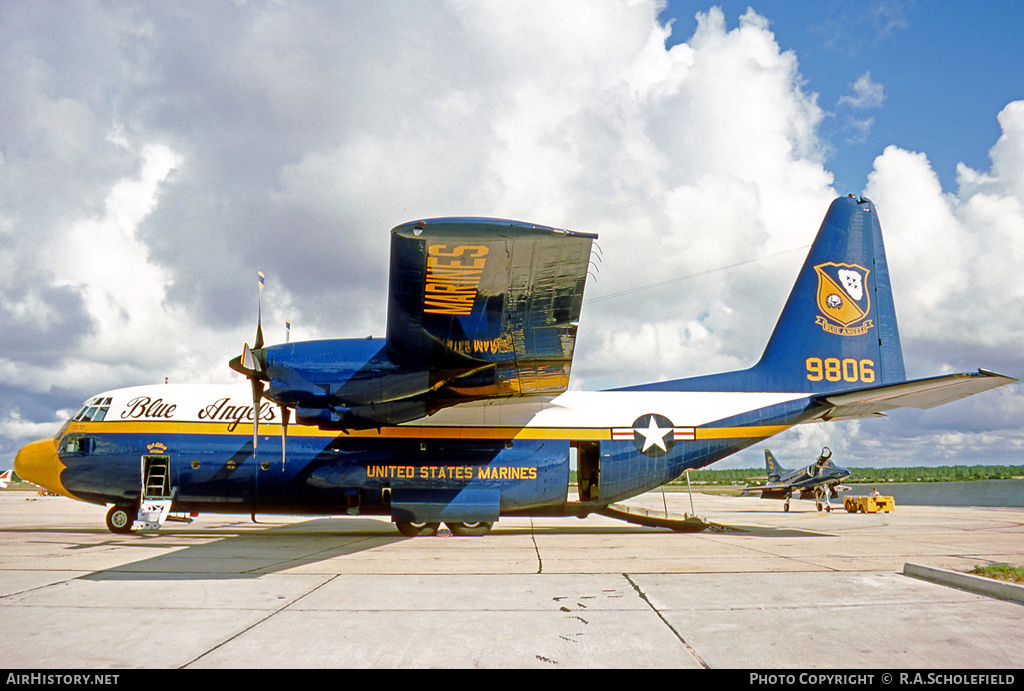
xmin=132 ymin=455 xmax=174 ymax=531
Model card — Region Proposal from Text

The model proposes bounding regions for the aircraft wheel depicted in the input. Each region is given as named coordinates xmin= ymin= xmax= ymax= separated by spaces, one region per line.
xmin=395 ymin=521 xmax=441 ymax=537
xmin=816 ymin=502 xmax=823 ymax=512
xmin=106 ymin=505 xmax=137 ymax=534
xmin=446 ymin=521 xmax=493 ymax=537
xmin=783 ymin=503 xmax=790 ymax=512
xmin=825 ymin=504 xmax=832 ymax=513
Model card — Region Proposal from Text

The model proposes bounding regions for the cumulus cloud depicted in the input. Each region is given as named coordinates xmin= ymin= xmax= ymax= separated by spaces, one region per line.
xmin=865 ymin=103 xmax=1024 ymax=375
xmin=0 ymin=2 xmax=1019 ymax=469
xmin=856 ymin=100 xmax=1024 ymax=467
xmin=839 ymin=71 xmax=886 ymax=110
xmin=837 ymin=72 xmax=884 ymax=143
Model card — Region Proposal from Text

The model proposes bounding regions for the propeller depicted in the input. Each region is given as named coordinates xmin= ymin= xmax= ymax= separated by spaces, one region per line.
xmin=229 ymin=272 xmax=296 ymax=468
xmin=230 ymin=272 xmax=270 ymax=459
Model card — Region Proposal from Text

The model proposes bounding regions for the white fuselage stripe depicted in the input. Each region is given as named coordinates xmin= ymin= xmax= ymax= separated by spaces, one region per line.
xmin=74 ymin=384 xmax=810 ymax=433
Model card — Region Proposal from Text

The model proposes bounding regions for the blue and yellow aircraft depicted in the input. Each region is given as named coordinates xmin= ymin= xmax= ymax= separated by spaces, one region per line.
xmin=742 ymin=447 xmax=851 ymax=513
xmin=14 ymin=196 xmax=1017 ymax=535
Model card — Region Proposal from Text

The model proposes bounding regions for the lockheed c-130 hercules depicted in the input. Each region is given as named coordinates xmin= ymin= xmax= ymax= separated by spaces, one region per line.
xmin=15 ymin=195 xmax=1017 ymax=536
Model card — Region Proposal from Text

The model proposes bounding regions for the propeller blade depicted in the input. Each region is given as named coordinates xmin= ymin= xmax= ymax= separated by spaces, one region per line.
xmin=251 ymin=378 xmax=264 ymax=454
xmin=254 ymin=271 xmax=266 ymax=351
xmin=241 ymin=343 xmax=257 ymax=373
xmin=281 ymin=405 xmax=291 ymax=468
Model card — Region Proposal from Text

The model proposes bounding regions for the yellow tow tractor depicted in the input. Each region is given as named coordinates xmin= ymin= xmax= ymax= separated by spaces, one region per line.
xmin=844 ymin=495 xmax=895 ymax=513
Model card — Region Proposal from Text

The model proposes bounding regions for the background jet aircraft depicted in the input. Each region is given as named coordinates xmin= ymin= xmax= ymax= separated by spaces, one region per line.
xmin=14 ymin=196 xmax=1017 ymax=536
xmin=743 ymin=447 xmax=851 ymax=512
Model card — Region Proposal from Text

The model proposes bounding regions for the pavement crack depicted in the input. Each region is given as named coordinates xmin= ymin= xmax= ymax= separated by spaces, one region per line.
xmin=624 ymin=573 xmax=709 ymax=669
xmin=531 ymin=518 xmax=543 ymax=573
xmin=180 ymin=574 xmax=339 ymax=669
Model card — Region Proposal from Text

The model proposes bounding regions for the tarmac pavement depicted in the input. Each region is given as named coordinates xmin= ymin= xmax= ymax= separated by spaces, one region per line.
xmin=1 ymin=489 xmax=1021 ymax=669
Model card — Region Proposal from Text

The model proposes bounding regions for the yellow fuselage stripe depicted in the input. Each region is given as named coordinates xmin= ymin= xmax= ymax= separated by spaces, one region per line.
xmin=697 ymin=425 xmax=791 ymax=440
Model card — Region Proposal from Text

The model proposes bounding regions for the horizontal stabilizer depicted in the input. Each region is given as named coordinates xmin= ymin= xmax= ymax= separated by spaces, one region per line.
xmin=812 ymin=369 xmax=1017 ymax=421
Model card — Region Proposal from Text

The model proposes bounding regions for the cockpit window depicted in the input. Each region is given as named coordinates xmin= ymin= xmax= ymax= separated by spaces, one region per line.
xmin=73 ymin=397 xmax=112 ymax=422
xmin=61 ymin=435 xmax=93 ymax=455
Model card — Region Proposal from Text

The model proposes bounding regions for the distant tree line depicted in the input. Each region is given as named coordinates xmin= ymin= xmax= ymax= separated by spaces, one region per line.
xmin=664 ymin=465 xmax=1024 ymax=486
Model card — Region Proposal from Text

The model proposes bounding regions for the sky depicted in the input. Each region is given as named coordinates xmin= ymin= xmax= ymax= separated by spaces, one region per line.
xmin=1 ymin=1 xmax=1022 ymax=471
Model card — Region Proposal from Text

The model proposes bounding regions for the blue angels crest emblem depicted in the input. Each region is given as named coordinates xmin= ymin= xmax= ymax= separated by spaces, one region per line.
xmin=813 ymin=262 xmax=874 ymax=336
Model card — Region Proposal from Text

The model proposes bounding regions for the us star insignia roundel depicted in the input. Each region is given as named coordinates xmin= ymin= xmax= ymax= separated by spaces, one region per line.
xmin=611 ymin=414 xmax=696 ymax=458
xmin=813 ymin=262 xmax=874 ymax=336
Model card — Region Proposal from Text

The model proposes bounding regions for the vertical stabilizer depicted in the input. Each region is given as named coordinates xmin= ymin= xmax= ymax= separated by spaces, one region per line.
xmin=623 ymin=195 xmax=906 ymax=394
xmin=752 ymin=195 xmax=906 ymax=392
xmin=764 ymin=450 xmax=783 ymax=481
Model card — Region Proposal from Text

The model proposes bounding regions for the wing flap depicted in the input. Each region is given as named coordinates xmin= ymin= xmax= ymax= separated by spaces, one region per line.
xmin=812 ymin=369 xmax=1017 ymax=421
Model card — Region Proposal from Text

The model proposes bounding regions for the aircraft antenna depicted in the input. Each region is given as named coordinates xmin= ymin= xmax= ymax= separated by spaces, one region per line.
xmin=586 ymin=244 xmax=809 ymax=305
xmin=588 ymin=243 xmax=603 ymax=283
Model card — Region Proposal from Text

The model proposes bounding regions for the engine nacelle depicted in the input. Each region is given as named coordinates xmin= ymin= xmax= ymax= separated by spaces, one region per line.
xmin=253 ymin=337 xmax=489 ymax=430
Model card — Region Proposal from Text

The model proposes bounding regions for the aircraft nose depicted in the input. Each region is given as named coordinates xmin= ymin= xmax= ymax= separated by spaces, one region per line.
xmin=14 ymin=437 xmax=68 ymax=496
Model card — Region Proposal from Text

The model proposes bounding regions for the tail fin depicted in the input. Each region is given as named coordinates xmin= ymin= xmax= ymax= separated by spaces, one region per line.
xmin=763 ymin=450 xmax=784 ymax=481
xmin=0 ymin=469 xmax=12 ymax=489
xmin=752 ymin=195 xmax=905 ymax=391
xmin=625 ymin=195 xmax=906 ymax=394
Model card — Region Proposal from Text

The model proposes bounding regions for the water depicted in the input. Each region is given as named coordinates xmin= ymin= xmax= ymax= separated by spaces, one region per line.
xmin=845 ymin=479 xmax=1024 ymax=507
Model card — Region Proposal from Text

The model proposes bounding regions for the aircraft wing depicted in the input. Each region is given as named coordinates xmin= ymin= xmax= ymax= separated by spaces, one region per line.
xmin=385 ymin=218 xmax=596 ymax=397
xmin=741 ymin=483 xmax=791 ymax=498
xmin=742 ymin=478 xmax=813 ymax=493
xmin=811 ymin=369 xmax=1017 ymax=421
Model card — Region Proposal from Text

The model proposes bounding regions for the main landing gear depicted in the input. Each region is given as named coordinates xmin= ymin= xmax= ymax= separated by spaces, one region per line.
xmin=815 ymin=487 xmax=833 ymax=513
xmin=395 ymin=520 xmax=494 ymax=537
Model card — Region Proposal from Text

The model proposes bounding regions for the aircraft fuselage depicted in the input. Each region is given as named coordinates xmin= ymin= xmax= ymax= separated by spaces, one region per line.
xmin=16 ymin=383 xmax=822 ymax=523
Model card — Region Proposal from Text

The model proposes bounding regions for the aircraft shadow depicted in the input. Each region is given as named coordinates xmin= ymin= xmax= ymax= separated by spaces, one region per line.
xmin=75 ymin=520 xmax=690 ymax=581
xmin=36 ymin=514 xmax=834 ymax=582
xmin=79 ymin=518 xmax=409 ymax=581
